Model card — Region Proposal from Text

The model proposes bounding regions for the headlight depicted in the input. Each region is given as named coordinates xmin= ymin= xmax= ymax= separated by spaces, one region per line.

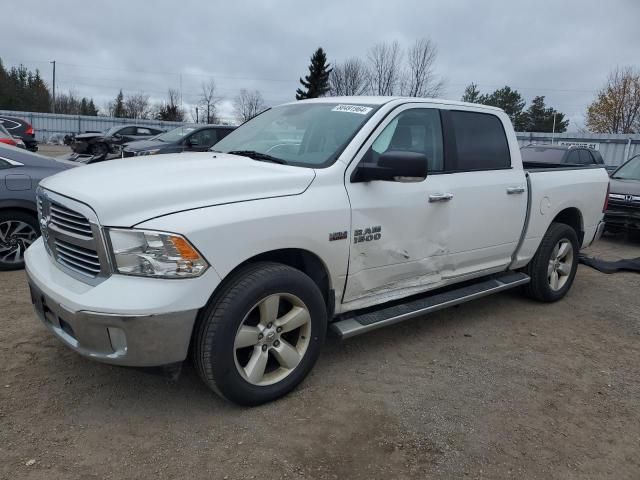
xmin=107 ymin=228 xmax=208 ymax=278
xmin=135 ymin=149 xmax=161 ymax=156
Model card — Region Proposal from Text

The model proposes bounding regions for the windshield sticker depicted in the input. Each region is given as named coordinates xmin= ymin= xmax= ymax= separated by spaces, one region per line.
xmin=332 ymin=104 xmax=373 ymax=115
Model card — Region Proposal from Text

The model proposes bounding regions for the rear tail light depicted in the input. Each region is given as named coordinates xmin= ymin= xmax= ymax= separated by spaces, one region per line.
xmin=25 ymin=126 xmax=34 ymax=136
xmin=603 ymin=182 xmax=610 ymax=213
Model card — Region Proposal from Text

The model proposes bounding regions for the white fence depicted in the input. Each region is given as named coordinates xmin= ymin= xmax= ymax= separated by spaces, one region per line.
xmin=0 ymin=110 xmax=186 ymax=142
xmin=516 ymin=132 xmax=640 ymax=168
xmin=2 ymin=110 xmax=639 ymax=167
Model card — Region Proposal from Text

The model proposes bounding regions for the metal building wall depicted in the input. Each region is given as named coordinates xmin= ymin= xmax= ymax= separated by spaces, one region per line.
xmin=516 ymin=132 xmax=640 ymax=167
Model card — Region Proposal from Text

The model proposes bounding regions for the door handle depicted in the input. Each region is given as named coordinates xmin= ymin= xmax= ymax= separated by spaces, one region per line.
xmin=506 ymin=186 xmax=526 ymax=194
xmin=428 ymin=193 xmax=454 ymax=203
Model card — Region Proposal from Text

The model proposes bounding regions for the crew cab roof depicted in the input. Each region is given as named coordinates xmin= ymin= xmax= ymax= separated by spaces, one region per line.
xmin=286 ymin=96 xmax=505 ymax=112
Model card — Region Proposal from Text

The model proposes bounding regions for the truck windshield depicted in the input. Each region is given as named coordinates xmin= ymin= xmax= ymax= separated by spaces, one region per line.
xmin=213 ymin=103 xmax=379 ymax=167
xmin=612 ymin=156 xmax=640 ymax=180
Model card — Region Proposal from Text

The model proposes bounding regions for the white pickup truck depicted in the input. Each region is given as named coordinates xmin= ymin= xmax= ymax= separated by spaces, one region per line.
xmin=25 ymin=97 xmax=609 ymax=405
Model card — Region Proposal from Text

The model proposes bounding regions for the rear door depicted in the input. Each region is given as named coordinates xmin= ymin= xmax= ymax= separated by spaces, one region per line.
xmin=441 ymin=109 xmax=527 ymax=278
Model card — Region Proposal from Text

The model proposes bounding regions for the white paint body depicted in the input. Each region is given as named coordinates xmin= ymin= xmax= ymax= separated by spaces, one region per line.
xmin=28 ymin=97 xmax=610 ymax=320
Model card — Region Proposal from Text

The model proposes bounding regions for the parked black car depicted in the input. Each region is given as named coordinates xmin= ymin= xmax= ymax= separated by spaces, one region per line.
xmin=71 ymin=125 xmax=164 ymax=161
xmin=0 ymin=115 xmax=38 ymax=152
xmin=520 ymin=144 xmax=606 ymax=167
xmin=0 ymin=144 xmax=78 ymax=270
xmin=121 ymin=125 xmax=235 ymax=158
xmin=604 ymin=154 xmax=640 ymax=233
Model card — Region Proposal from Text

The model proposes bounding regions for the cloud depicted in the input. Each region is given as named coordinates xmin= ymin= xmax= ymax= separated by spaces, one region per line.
xmin=3 ymin=0 xmax=639 ymax=127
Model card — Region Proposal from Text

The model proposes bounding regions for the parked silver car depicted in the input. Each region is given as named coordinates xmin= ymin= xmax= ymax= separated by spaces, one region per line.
xmin=0 ymin=144 xmax=77 ymax=269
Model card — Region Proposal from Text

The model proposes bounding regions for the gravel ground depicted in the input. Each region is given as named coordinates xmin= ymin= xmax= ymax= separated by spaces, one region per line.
xmin=1 ymin=235 xmax=639 ymax=479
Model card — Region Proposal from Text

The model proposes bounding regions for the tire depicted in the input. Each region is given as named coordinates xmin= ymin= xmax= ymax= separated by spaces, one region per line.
xmin=90 ymin=142 xmax=108 ymax=159
xmin=0 ymin=210 xmax=39 ymax=271
xmin=522 ymin=222 xmax=579 ymax=302
xmin=193 ymin=262 xmax=327 ymax=406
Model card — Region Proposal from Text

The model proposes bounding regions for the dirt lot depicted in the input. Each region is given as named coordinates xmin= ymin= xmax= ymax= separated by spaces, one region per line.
xmin=1 ymin=236 xmax=639 ymax=479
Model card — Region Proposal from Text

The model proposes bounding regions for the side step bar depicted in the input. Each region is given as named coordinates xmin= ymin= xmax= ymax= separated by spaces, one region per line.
xmin=330 ymin=271 xmax=530 ymax=339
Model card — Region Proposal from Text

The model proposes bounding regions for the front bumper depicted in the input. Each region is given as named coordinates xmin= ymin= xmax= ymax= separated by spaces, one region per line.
xmin=604 ymin=207 xmax=640 ymax=231
xmin=25 ymin=239 xmax=219 ymax=367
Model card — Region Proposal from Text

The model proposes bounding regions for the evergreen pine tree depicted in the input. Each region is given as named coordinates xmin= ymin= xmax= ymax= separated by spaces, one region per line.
xmin=524 ymin=96 xmax=568 ymax=133
xmin=461 ymin=83 xmax=481 ymax=103
xmin=296 ymin=48 xmax=332 ymax=100
xmin=113 ymin=89 xmax=126 ymax=117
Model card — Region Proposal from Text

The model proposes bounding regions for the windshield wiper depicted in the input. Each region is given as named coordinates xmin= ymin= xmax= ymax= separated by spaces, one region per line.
xmin=227 ymin=150 xmax=288 ymax=165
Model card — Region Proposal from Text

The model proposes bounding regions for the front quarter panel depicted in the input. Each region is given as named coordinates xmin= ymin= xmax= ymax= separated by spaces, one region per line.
xmin=135 ymin=169 xmax=352 ymax=307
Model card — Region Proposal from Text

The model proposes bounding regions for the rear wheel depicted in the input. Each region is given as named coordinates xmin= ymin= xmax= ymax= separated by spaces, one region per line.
xmin=0 ymin=211 xmax=39 ymax=271
xmin=193 ymin=262 xmax=327 ymax=406
xmin=522 ymin=222 xmax=579 ymax=302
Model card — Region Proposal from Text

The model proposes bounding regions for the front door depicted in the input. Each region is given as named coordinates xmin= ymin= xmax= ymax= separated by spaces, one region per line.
xmin=343 ymin=105 xmax=454 ymax=309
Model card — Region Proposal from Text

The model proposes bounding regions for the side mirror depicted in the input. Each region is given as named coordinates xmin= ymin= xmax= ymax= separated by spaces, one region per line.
xmin=352 ymin=151 xmax=428 ymax=182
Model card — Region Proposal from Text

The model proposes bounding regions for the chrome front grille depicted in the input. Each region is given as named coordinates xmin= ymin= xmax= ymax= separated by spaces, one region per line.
xmin=50 ymin=202 xmax=93 ymax=237
xmin=54 ymin=239 xmax=102 ymax=276
xmin=37 ymin=189 xmax=108 ymax=283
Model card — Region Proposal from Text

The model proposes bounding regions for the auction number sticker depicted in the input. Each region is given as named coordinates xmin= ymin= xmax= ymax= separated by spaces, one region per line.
xmin=332 ymin=104 xmax=373 ymax=115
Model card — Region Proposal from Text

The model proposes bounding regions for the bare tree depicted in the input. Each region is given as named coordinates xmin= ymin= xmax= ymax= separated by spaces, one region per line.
xmin=234 ymin=89 xmax=267 ymax=123
xmin=401 ymin=38 xmax=444 ymax=97
xmin=329 ymin=58 xmax=369 ymax=96
xmin=586 ymin=66 xmax=640 ymax=133
xmin=366 ymin=41 xmax=403 ymax=96
xmin=124 ymin=92 xmax=151 ymax=119
xmin=199 ymin=79 xmax=219 ymax=124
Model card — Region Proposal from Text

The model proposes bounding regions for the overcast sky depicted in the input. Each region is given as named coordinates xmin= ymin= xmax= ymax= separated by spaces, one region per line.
xmin=3 ymin=0 xmax=639 ymax=128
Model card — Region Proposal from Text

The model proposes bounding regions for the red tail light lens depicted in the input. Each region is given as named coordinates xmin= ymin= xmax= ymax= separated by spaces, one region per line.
xmin=603 ymin=182 xmax=610 ymax=213
xmin=25 ymin=126 xmax=34 ymax=135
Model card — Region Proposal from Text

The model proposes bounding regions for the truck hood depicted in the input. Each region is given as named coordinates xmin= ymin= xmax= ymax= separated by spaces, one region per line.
xmin=40 ymin=152 xmax=316 ymax=226
xmin=609 ymin=178 xmax=640 ymax=196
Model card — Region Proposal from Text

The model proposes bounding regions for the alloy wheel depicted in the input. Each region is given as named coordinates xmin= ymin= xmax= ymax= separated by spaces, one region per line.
xmin=547 ymin=239 xmax=574 ymax=291
xmin=234 ymin=293 xmax=311 ymax=386
xmin=0 ymin=220 xmax=38 ymax=264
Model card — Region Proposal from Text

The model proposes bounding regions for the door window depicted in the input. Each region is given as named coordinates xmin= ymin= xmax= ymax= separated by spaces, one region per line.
xmin=369 ymin=108 xmax=444 ymax=172
xmin=449 ymin=111 xmax=511 ymax=171
xmin=565 ymin=150 xmax=581 ymax=164
xmin=118 ymin=126 xmax=137 ymax=136
xmin=189 ymin=129 xmax=217 ymax=147
xmin=137 ymin=127 xmax=152 ymax=135
xmin=578 ymin=149 xmax=595 ymax=165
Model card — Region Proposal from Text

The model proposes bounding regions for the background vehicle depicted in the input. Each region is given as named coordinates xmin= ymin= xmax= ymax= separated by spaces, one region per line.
xmin=520 ymin=144 xmax=606 ymax=168
xmin=604 ymin=154 xmax=640 ymax=233
xmin=0 ymin=145 xmax=76 ymax=269
xmin=121 ymin=125 xmax=235 ymax=157
xmin=26 ymin=97 xmax=609 ymax=406
xmin=71 ymin=125 xmax=164 ymax=161
xmin=0 ymin=115 xmax=38 ymax=152
xmin=0 ymin=123 xmax=20 ymax=148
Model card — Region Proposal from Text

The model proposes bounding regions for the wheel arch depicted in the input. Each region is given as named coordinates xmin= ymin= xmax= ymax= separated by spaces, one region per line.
xmin=235 ymin=248 xmax=334 ymax=316
xmin=551 ymin=207 xmax=584 ymax=245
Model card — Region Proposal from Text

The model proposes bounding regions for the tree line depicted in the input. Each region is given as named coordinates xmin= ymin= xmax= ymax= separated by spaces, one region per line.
xmin=2 ymin=52 xmax=639 ymax=132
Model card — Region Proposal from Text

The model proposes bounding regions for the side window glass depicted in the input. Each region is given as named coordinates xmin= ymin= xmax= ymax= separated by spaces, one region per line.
xmin=368 ymin=109 xmax=444 ymax=172
xmin=190 ymin=129 xmax=216 ymax=147
xmin=450 ymin=111 xmax=511 ymax=170
xmin=0 ymin=158 xmax=11 ymax=169
xmin=566 ymin=150 xmax=581 ymax=164
xmin=118 ymin=126 xmax=136 ymax=136
xmin=578 ymin=150 xmax=594 ymax=165
xmin=137 ymin=128 xmax=152 ymax=135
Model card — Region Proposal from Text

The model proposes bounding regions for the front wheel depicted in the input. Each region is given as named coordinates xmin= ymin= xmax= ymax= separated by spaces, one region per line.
xmin=522 ymin=222 xmax=579 ymax=302
xmin=193 ymin=262 xmax=327 ymax=406
xmin=0 ymin=211 xmax=39 ymax=271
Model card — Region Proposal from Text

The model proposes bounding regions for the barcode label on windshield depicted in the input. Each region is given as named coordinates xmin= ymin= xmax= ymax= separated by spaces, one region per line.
xmin=332 ymin=104 xmax=373 ymax=115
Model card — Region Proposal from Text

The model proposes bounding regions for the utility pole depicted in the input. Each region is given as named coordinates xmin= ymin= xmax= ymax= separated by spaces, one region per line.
xmin=50 ymin=60 xmax=56 ymax=113
xmin=195 ymin=107 xmax=199 ymax=123
xmin=551 ymin=113 xmax=557 ymax=144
